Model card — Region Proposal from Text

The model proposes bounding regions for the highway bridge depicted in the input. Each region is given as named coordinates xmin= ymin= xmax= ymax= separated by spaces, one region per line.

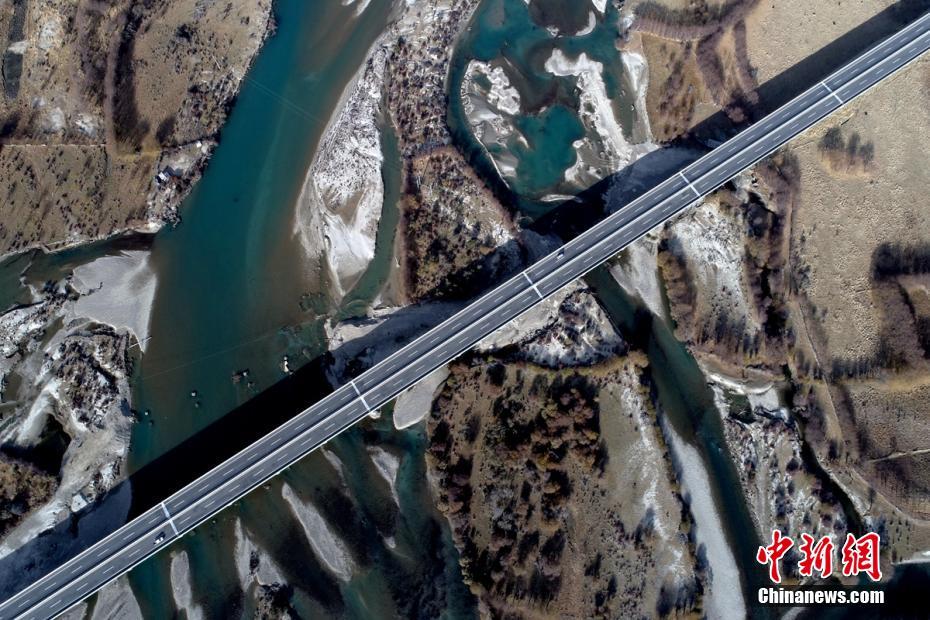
xmin=3 ymin=10 xmax=930 ymax=619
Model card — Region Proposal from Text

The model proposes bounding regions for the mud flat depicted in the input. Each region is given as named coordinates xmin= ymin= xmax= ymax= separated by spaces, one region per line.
xmin=71 ymin=251 xmax=157 ymax=352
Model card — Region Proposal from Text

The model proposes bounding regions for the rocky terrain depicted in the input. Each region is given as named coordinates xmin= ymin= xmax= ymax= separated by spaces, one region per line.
xmin=712 ymin=377 xmax=852 ymax=559
xmin=0 ymin=0 xmax=273 ymax=258
xmin=0 ymin=250 xmax=159 ymax=583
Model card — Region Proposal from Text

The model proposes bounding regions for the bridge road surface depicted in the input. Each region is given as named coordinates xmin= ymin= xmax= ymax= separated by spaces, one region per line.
xmin=4 ymin=11 xmax=930 ymax=620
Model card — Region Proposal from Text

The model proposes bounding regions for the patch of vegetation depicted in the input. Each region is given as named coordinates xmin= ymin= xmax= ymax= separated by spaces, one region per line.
xmin=818 ymin=126 xmax=875 ymax=175
xmin=0 ymin=451 xmax=57 ymax=539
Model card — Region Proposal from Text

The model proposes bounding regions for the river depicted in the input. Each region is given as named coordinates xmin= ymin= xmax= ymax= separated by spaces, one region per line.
xmin=121 ymin=0 xmax=476 ymax=616
xmin=0 ymin=0 xmax=763 ymax=614
xmin=128 ymin=0 xmax=396 ymax=472
xmin=1 ymin=0 xmax=927 ymax=616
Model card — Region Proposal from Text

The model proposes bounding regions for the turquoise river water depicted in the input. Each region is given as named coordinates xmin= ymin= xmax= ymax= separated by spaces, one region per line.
xmin=1 ymin=0 xmax=926 ymax=617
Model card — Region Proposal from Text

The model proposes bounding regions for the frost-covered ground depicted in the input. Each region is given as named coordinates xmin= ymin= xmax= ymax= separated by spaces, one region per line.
xmin=341 ymin=0 xmax=373 ymax=17
xmin=544 ymin=49 xmax=656 ymax=175
xmin=460 ymin=60 xmax=522 ymax=180
xmin=297 ymin=0 xmax=495 ymax=303
xmin=706 ymin=368 xmax=849 ymax=553
xmin=665 ymin=199 xmax=761 ymax=337
xmin=328 ymin=280 xmax=623 ymax=429
xmin=601 ymin=369 xmax=697 ymax=594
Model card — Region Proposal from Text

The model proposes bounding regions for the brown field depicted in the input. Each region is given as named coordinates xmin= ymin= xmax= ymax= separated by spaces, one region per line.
xmin=0 ymin=0 xmax=272 ymax=257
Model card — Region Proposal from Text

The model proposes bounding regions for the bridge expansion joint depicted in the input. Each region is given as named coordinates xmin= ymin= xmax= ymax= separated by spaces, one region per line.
xmin=160 ymin=502 xmax=180 ymax=536
xmin=820 ymin=81 xmax=844 ymax=104
xmin=679 ymin=171 xmax=701 ymax=198
xmin=522 ymin=271 xmax=544 ymax=299
xmin=348 ymin=380 xmax=372 ymax=410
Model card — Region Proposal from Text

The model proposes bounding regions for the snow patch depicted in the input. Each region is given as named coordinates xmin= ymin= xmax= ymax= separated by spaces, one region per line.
xmin=38 ymin=17 xmax=62 ymax=51
xmin=6 ymin=41 xmax=27 ymax=54
xmin=11 ymin=378 xmax=60 ymax=445
xmin=321 ymin=448 xmax=349 ymax=488
xmin=367 ymin=446 xmax=401 ymax=506
xmin=575 ymin=12 xmax=597 ymax=36
xmin=75 ymin=113 xmax=100 ymax=137
xmin=342 ymin=0 xmax=372 ymax=16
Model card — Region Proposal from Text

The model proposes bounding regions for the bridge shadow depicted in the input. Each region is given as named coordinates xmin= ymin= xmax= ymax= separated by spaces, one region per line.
xmin=1 ymin=0 xmax=926 ymax=601
xmin=0 ymin=238 xmax=524 ymax=600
